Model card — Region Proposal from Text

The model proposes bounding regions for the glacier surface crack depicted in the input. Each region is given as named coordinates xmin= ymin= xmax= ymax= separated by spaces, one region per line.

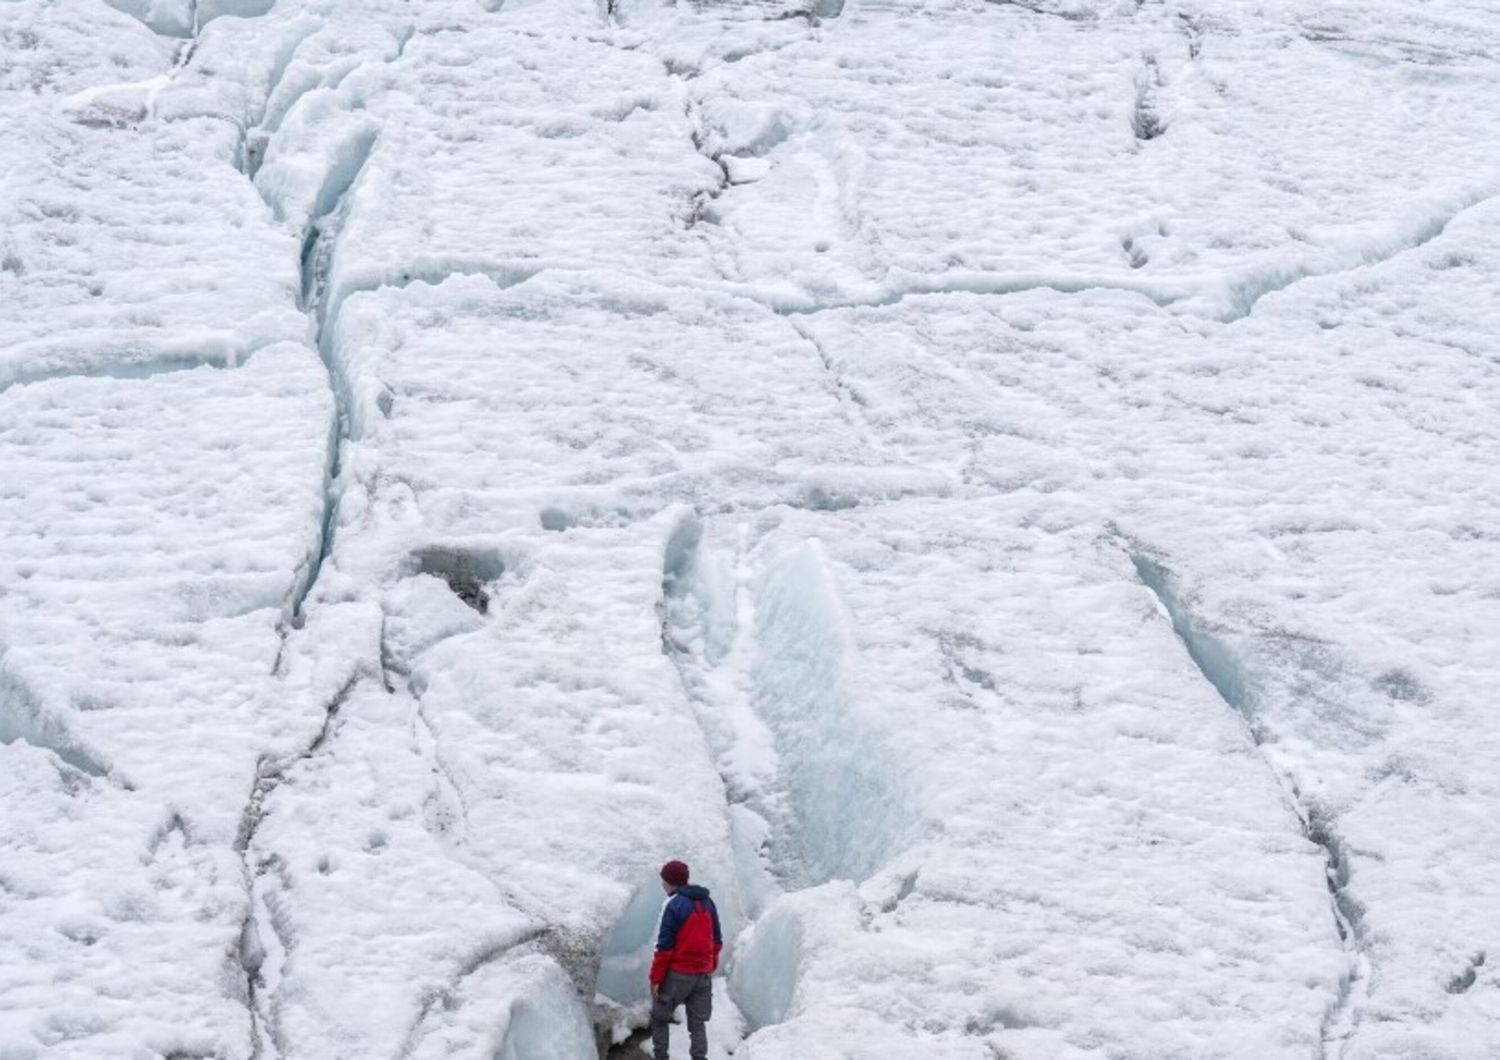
xmin=1131 ymin=552 xmax=1369 ymax=1056
xmin=233 ymin=674 xmax=363 ymax=1059
xmin=1224 ymin=183 xmax=1500 ymax=321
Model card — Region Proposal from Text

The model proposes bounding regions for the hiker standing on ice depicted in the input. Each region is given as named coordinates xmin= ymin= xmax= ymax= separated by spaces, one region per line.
xmin=649 ymin=859 xmax=722 ymax=1060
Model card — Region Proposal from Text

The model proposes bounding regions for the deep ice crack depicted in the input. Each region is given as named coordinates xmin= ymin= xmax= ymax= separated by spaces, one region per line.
xmin=284 ymin=127 xmax=379 ymax=621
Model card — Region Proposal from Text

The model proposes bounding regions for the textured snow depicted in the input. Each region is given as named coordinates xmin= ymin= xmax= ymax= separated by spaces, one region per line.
xmin=2 ymin=0 xmax=1498 ymax=1057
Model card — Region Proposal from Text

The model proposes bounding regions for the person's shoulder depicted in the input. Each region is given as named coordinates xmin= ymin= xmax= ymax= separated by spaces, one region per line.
xmin=673 ymin=886 xmax=715 ymax=909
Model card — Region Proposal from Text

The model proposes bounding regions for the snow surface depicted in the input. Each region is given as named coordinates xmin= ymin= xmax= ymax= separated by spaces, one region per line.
xmin=2 ymin=0 xmax=1498 ymax=1057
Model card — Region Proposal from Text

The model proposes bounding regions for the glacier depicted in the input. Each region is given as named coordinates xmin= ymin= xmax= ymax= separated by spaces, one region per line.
xmin=1 ymin=0 xmax=1497 ymax=1057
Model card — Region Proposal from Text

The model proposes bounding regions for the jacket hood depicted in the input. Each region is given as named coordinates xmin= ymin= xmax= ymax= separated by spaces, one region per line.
xmin=676 ymin=884 xmax=712 ymax=901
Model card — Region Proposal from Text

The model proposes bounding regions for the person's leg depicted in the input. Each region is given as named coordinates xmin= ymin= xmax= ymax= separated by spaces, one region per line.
xmin=650 ymin=974 xmax=682 ymax=1060
xmin=684 ymin=974 xmax=713 ymax=1060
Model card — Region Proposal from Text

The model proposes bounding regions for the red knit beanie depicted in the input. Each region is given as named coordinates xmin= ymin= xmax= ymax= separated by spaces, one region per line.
xmin=660 ymin=860 xmax=690 ymax=887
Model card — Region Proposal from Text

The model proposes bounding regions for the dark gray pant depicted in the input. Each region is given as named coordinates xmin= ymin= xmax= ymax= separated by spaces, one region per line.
xmin=651 ymin=971 xmax=712 ymax=1060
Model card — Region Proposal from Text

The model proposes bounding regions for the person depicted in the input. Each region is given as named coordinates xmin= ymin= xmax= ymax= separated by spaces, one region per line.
xmin=649 ymin=859 xmax=722 ymax=1060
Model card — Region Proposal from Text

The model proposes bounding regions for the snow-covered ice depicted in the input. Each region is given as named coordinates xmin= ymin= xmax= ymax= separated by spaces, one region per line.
xmin=2 ymin=0 xmax=1497 ymax=1057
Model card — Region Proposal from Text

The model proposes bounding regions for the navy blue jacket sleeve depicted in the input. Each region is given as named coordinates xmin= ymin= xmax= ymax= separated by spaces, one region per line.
xmin=710 ymin=899 xmax=722 ymax=946
xmin=655 ymin=896 xmax=685 ymax=952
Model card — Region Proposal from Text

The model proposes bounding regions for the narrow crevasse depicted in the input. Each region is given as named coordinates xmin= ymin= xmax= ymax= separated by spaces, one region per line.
xmin=1131 ymin=553 xmax=1368 ymax=1056
xmin=233 ymin=673 xmax=363 ymax=1059
xmin=284 ymin=125 xmax=378 ymax=621
xmin=0 ymin=655 xmax=112 ymax=779
xmin=786 ymin=320 xmax=892 ymax=461
xmin=1222 ymin=183 xmax=1500 ymax=322
xmin=225 ymin=30 xmax=393 ymax=1053
xmin=0 ymin=352 xmax=243 ymax=396
xmin=769 ymin=268 xmax=1191 ymax=316
xmin=232 ymin=19 xmax=417 ymax=624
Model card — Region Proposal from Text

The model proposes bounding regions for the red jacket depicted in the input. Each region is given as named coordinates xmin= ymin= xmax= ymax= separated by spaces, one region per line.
xmin=649 ymin=884 xmax=723 ymax=984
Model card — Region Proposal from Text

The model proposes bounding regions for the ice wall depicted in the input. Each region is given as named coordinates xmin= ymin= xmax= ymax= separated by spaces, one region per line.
xmin=750 ymin=542 xmax=909 ymax=887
